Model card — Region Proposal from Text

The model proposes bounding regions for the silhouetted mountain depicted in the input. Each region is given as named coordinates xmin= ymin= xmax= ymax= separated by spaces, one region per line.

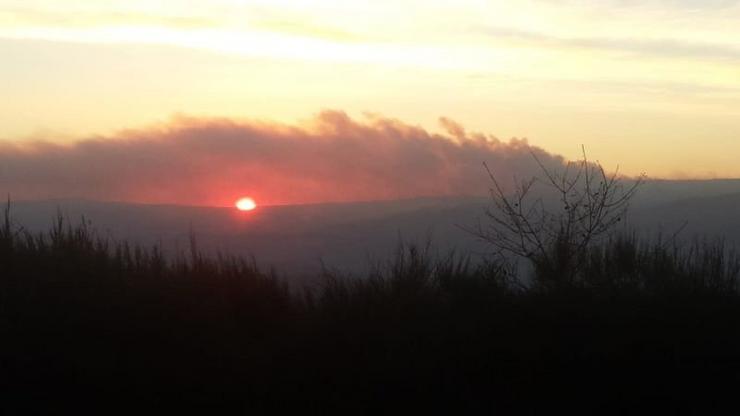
xmin=633 ymin=179 xmax=740 ymax=208
xmin=7 ymin=197 xmax=488 ymax=280
xmin=632 ymin=191 xmax=740 ymax=244
xmin=7 ymin=179 xmax=740 ymax=283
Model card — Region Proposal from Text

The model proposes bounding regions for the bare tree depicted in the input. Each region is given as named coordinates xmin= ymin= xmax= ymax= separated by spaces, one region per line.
xmin=477 ymin=147 xmax=645 ymax=288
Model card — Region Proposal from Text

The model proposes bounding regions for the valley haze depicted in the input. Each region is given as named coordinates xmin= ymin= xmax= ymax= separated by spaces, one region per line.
xmin=9 ymin=177 xmax=740 ymax=282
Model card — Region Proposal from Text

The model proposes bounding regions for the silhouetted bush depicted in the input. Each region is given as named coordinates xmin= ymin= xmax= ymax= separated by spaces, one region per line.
xmin=477 ymin=148 xmax=645 ymax=290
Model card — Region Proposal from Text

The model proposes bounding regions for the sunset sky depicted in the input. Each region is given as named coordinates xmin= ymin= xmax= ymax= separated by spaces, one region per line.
xmin=1 ymin=0 xmax=740 ymax=205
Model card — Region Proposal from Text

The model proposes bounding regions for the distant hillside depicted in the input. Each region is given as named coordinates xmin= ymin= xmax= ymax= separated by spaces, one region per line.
xmin=7 ymin=197 xmax=489 ymax=280
xmin=633 ymin=179 xmax=740 ymax=208
xmin=632 ymin=192 xmax=740 ymax=244
xmin=7 ymin=179 xmax=740 ymax=281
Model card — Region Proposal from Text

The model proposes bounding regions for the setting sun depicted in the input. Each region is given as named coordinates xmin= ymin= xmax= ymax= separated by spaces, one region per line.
xmin=235 ymin=197 xmax=257 ymax=211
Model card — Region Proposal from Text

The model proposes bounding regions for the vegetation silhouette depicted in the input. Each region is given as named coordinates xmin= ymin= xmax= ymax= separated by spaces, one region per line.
xmin=475 ymin=147 xmax=646 ymax=288
xmin=2 ymin=184 xmax=740 ymax=412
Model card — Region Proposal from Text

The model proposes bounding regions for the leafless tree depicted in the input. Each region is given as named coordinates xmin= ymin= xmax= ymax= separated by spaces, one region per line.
xmin=477 ymin=147 xmax=645 ymax=288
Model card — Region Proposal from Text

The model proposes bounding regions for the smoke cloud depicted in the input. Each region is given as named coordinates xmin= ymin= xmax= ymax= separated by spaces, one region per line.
xmin=0 ymin=111 xmax=566 ymax=206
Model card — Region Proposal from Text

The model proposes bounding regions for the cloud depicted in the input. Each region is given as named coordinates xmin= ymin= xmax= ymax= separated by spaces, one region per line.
xmin=0 ymin=111 xmax=565 ymax=206
xmin=534 ymin=0 xmax=740 ymax=8
xmin=246 ymin=8 xmax=361 ymax=42
xmin=0 ymin=8 xmax=217 ymax=30
xmin=481 ymin=26 xmax=740 ymax=61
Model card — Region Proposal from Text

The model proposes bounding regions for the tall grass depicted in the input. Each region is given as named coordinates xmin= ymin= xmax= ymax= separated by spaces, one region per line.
xmin=577 ymin=233 xmax=740 ymax=295
xmin=3 ymin=206 xmax=740 ymax=412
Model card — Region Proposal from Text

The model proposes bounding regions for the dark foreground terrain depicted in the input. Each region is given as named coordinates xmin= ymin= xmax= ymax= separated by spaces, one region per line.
xmin=3 ymin=214 xmax=740 ymax=414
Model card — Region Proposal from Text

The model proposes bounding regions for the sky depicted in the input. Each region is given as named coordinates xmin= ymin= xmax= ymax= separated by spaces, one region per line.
xmin=1 ymin=0 xmax=739 ymax=205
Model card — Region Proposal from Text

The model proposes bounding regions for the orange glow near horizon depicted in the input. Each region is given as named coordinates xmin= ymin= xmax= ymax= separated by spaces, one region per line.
xmin=235 ymin=197 xmax=257 ymax=211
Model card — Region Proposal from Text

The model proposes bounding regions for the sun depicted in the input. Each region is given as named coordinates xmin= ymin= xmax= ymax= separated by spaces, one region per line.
xmin=235 ymin=197 xmax=257 ymax=211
